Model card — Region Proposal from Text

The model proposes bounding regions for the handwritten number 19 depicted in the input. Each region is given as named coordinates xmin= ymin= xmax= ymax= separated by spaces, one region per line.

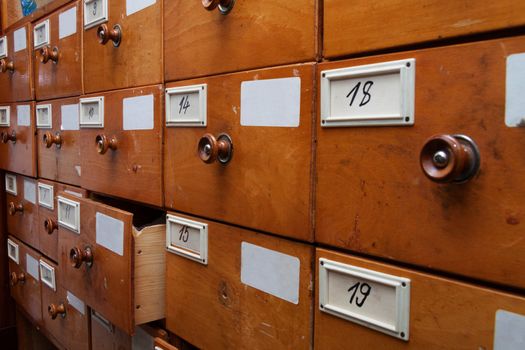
xmin=348 ymin=282 xmax=371 ymax=308
xmin=346 ymin=81 xmax=374 ymax=107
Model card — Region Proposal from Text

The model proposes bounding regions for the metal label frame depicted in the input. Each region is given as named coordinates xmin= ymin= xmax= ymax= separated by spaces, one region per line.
xmin=39 ymin=259 xmax=57 ymax=291
xmin=79 ymin=96 xmax=104 ymax=128
xmin=84 ymin=0 xmax=108 ymax=29
xmin=5 ymin=173 xmax=17 ymax=195
xmin=57 ymin=196 xmax=80 ymax=233
xmin=38 ymin=182 xmax=54 ymax=210
xmin=166 ymin=214 xmax=208 ymax=265
xmin=36 ymin=104 xmax=52 ymax=128
xmin=0 ymin=36 xmax=7 ymax=58
xmin=7 ymin=239 xmax=19 ymax=264
xmin=0 ymin=106 xmax=10 ymax=127
xmin=165 ymin=84 xmax=207 ymax=127
xmin=33 ymin=19 xmax=50 ymax=49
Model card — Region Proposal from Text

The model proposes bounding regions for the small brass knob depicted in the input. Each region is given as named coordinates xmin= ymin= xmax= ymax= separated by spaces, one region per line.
xmin=40 ymin=46 xmax=59 ymax=64
xmin=9 ymin=202 xmax=23 ymax=215
xmin=44 ymin=218 xmax=58 ymax=234
xmin=0 ymin=58 xmax=14 ymax=73
xmin=10 ymin=271 xmax=25 ymax=286
xmin=202 ymin=0 xmax=235 ymax=14
xmin=1 ymin=130 xmax=16 ymax=144
xmin=48 ymin=303 xmax=66 ymax=319
xmin=69 ymin=246 xmax=93 ymax=269
xmin=420 ymin=134 xmax=480 ymax=184
xmin=198 ymin=133 xmax=233 ymax=165
xmin=95 ymin=134 xmax=118 ymax=155
xmin=43 ymin=131 xmax=62 ymax=148
xmin=97 ymin=24 xmax=122 ymax=47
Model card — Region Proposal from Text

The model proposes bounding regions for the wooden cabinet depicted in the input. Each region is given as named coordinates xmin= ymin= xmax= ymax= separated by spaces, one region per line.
xmin=164 ymin=64 xmax=315 ymax=241
xmin=6 ymin=174 xmax=38 ymax=250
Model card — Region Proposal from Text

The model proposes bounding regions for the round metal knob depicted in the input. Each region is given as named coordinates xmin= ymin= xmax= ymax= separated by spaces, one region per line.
xmin=202 ymin=0 xmax=235 ymax=14
xmin=420 ymin=134 xmax=480 ymax=184
xmin=95 ymin=134 xmax=118 ymax=155
xmin=198 ymin=133 xmax=233 ymax=165
xmin=40 ymin=46 xmax=59 ymax=64
xmin=10 ymin=271 xmax=25 ymax=286
xmin=43 ymin=131 xmax=62 ymax=148
xmin=97 ymin=24 xmax=122 ymax=47
xmin=44 ymin=218 xmax=58 ymax=235
xmin=0 ymin=58 xmax=14 ymax=73
xmin=48 ymin=303 xmax=66 ymax=320
xmin=69 ymin=246 xmax=93 ymax=269
xmin=1 ymin=130 xmax=16 ymax=144
xmin=9 ymin=202 xmax=23 ymax=215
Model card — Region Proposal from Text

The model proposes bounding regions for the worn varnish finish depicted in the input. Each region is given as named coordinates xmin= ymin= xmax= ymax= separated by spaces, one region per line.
xmin=165 ymin=212 xmax=314 ymax=350
xmin=80 ymin=85 xmax=163 ymax=207
xmin=6 ymin=175 xmax=38 ymax=250
xmin=0 ymin=102 xmax=37 ymax=177
xmin=164 ymin=0 xmax=318 ymax=81
xmin=164 ymin=64 xmax=315 ymax=241
xmin=324 ymin=0 xmax=525 ymax=58
xmin=315 ymin=249 xmax=525 ymax=349
xmin=34 ymin=1 xmax=82 ymax=100
xmin=315 ymin=36 xmax=525 ymax=289
xmin=82 ymin=0 xmax=162 ymax=93
xmin=36 ymin=97 xmax=81 ymax=186
xmin=0 ymin=23 xmax=33 ymax=102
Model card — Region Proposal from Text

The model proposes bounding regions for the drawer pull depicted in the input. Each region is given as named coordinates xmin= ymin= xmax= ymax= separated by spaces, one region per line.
xmin=97 ymin=24 xmax=122 ymax=47
xmin=10 ymin=271 xmax=25 ymax=285
xmin=96 ymin=134 xmax=118 ymax=154
xmin=202 ymin=0 xmax=235 ymax=14
xmin=43 ymin=132 xmax=62 ymax=148
xmin=1 ymin=130 xmax=16 ymax=144
xmin=40 ymin=46 xmax=59 ymax=64
xmin=44 ymin=218 xmax=58 ymax=234
xmin=8 ymin=202 xmax=23 ymax=215
xmin=0 ymin=58 xmax=14 ymax=73
xmin=70 ymin=246 xmax=93 ymax=268
xmin=198 ymin=133 xmax=233 ymax=165
xmin=48 ymin=303 xmax=66 ymax=319
xmin=420 ymin=134 xmax=480 ymax=184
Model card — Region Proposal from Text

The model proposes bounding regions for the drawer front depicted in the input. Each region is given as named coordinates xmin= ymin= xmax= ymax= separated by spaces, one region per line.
xmin=58 ymin=192 xmax=134 ymax=334
xmin=82 ymin=0 xmax=162 ymax=93
xmin=80 ymin=85 xmax=163 ymax=206
xmin=324 ymin=0 xmax=525 ymax=58
xmin=36 ymin=97 xmax=81 ymax=186
xmin=6 ymin=175 xmax=38 ymax=249
xmin=34 ymin=1 xmax=82 ymax=100
xmin=315 ymin=248 xmax=525 ymax=349
xmin=164 ymin=0 xmax=317 ymax=81
xmin=0 ymin=24 xmax=34 ymax=103
xmin=91 ymin=309 xmax=132 ymax=350
xmin=316 ymin=36 xmax=525 ymax=288
xmin=164 ymin=64 xmax=314 ymax=240
xmin=165 ymin=212 xmax=313 ymax=350
xmin=0 ymin=102 xmax=37 ymax=177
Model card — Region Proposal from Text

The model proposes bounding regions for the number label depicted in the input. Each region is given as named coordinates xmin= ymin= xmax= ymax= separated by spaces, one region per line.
xmin=80 ymin=97 xmax=104 ymax=128
xmin=0 ymin=36 xmax=7 ymax=58
xmin=0 ymin=106 xmax=9 ymax=127
xmin=5 ymin=173 xmax=17 ymax=195
xmin=347 ymin=281 xmax=371 ymax=307
xmin=7 ymin=239 xmax=19 ymax=264
xmin=84 ymin=0 xmax=108 ymax=29
xmin=36 ymin=104 xmax=52 ymax=128
xmin=166 ymin=214 xmax=208 ymax=265
xmin=39 ymin=260 xmax=56 ymax=291
xmin=33 ymin=20 xmax=49 ymax=49
xmin=57 ymin=196 xmax=80 ymax=233
xmin=166 ymin=84 xmax=207 ymax=127
xmin=38 ymin=183 xmax=54 ymax=210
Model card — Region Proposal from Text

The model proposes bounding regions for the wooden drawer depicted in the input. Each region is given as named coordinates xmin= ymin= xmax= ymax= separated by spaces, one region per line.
xmin=165 ymin=212 xmax=313 ymax=349
xmin=316 ymin=36 xmax=525 ymax=288
xmin=6 ymin=174 xmax=38 ymax=249
xmin=164 ymin=64 xmax=315 ymax=241
xmin=36 ymin=97 xmax=82 ymax=186
xmin=33 ymin=1 xmax=82 ymax=100
xmin=82 ymin=0 xmax=162 ymax=93
xmin=324 ymin=0 xmax=525 ymax=59
xmin=57 ymin=192 xmax=165 ymax=335
xmin=154 ymin=338 xmax=179 ymax=350
xmin=39 ymin=257 xmax=90 ymax=350
xmin=0 ymin=102 xmax=37 ymax=177
xmin=7 ymin=236 xmax=42 ymax=326
xmin=315 ymin=248 xmax=525 ymax=349
xmin=0 ymin=24 xmax=34 ymax=103
xmin=80 ymin=85 xmax=163 ymax=207
xmin=164 ymin=0 xmax=318 ymax=81
xmin=37 ymin=179 xmax=87 ymax=262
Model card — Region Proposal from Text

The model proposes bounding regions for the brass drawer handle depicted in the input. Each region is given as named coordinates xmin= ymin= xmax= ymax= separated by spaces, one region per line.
xmin=96 ymin=134 xmax=118 ymax=155
xmin=1 ymin=130 xmax=16 ymax=144
xmin=0 ymin=58 xmax=14 ymax=73
xmin=43 ymin=131 xmax=62 ymax=148
xmin=40 ymin=46 xmax=59 ymax=64
xmin=44 ymin=218 xmax=58 ymax=234
xmin=70 ymin=246 xmax=93 ymax=268
xmin=48 ymin=303 xmax=66 ymax=319
xmin=202 ymin=0 xmax=235 ymax=14
xmin=8 ymin=202 xmax=23 ymax=215
xmin=97 ymin=24 xmax=122 ymax=47
xmin=10 ymin=271 xmax=25 ymax=286
xmin=198 ymin=133 xmax=233 ymax=165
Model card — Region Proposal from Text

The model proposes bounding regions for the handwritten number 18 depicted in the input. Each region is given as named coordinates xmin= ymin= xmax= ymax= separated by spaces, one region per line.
xmin=346 ymin=81 xmax=374 ymax=107
xmin=348 ymin=281 xmax=371 ymax=308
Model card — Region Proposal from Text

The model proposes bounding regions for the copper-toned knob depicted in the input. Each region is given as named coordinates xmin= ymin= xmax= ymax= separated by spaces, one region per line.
xmin=48 ymin=303 xmax=66 ymax=319
xmin=1 ymin=130 xmax=16 ymax=144
xmin=43 ymin=131 xmax=62 ymax=148
xmin=69 ymin=246 xmax=93 ymax=269
xmin=0 ymin=58 xmax=14 ymax=73
xmin=97 ymin=24 xmax=122 ymax=47
xmin=420 ymin=134 xmax=480 ymax=184
xmin=9 ymin=202 xmax=23 ymax=215
xmin=198 ymin=133 xmax=233 ymax=164
xmin=40 ymin=46 xmax=59 ymax=64
xmin=44 ymin=218 xmax=58 ymax=234
xmin=95 ymin=134 xmax=118 ymax=155
xmin=202 ymin=0 xmax=235 ymax=14
xmin=10 ymin=271 xmax=25 ymax=286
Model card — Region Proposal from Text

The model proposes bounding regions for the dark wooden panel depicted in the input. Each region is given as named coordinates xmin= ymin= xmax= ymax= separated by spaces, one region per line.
xmin=6 ymin=175 xmax=38 ymax=250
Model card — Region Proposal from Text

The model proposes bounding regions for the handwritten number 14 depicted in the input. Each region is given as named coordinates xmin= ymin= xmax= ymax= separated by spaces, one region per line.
xmin=179 ymin=95 xmax=190 ymax=115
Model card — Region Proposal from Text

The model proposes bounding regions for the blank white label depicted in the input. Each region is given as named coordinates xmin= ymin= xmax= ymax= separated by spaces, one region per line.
xmin=61 ymin=104 xmax=80 ymax=130
xmin=494 ymin=310 xmax=525 ymax=350
xmin=23 ymin=179 xmax=36 ymax=204
xmin=241 ymin=77 xmax=301 ymax=127
xmin=26 ymin=254 xmax=39 ymax=280
xmin=14 ymin=27 xmax=26 ymax=52
xmin=506 ymin=53 xmax=525 ymax=127
xmin=17 ymin=105 xmax=31 ymax=126
xmin=59 ymin=7 xmax=77 ymax=39
xmin=96 ymin=212 xmax=124 ymax=256
xmin=166 ymin=214 xmax=208 ymax=264
xmin=127 ymin=0 xmax=156 ymax=16
xmin=241 ymin=242 xmax=300 ymax=304
xmin=123 ymin=94 xmax=154 ymax=130
xmin=67 ymin=291 xmax=86 ymax=315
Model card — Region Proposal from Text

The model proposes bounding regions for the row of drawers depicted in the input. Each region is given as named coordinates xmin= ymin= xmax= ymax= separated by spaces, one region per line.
xmin=2 ymin=35 xmax=525 ymax=291
xmin=2 ymin=0 xmax=525 ymax=102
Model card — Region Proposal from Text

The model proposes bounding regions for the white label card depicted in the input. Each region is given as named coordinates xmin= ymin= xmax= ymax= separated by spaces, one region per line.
xmin=80 ymin=97 xmax=104 ymax=128
xmin=166 ymin=84 xmax=207 ymax=127
xmin=494 ymin=310 xmax=525 ymax=349
xmin=5 ymin=173 xmax=17 ymax=195
xmin=240 ymin=242 xmax=300 ymax=304
xmin=67 ymin=291 xmax=86 ymax=315
xmin=84 ymin=0 xmax=108 ymax=29
xmin=96 ymin=212 xmax=124 ymax=256
xmin=241 ymin=77 xmax=301 ymax=127
xmin=123 ymin=94 xmax=154 ymax=130
xmin=59 ymin=7 xmax=77 ymax=39
xmin=33 ymin=20 xmax=50 ymax=49
xmin=505 ymin=53 xmax=525 ymax=127
xmin=14 ymin=27 xmax=26 ymax=52
xmin=7 ymin=239 xmax=19 ymax=264
xmin=0 ymin=106 xmax=10 ymax=126
xmin=318 ymin=259 xmax=410 ymax=340
xmin=166 ymin=214 xmax=208 ymax=264
xmin=61 ymin=104 xmax=80 ymax=130
xmin=38 ymin=183 xmax=54 ymax=210
xmin=17 ymin=105 xmax=31 ymax=126
xmin=57 ymin=196 xmax=80 ymax=233
xmin=26 ymin=254 xmax=39 ymax=280
xmin=127 ymin=0 xmax=156 ymax=16
xmin=39 ymin=260 xmax=56 ymax=291
xmin=36 ymin=104 xmax=52 ymax=128
xmin=0 ymin=36 xmax=7 ymax=58
xmin=23 ymin=179 xmax=36 ymax=204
